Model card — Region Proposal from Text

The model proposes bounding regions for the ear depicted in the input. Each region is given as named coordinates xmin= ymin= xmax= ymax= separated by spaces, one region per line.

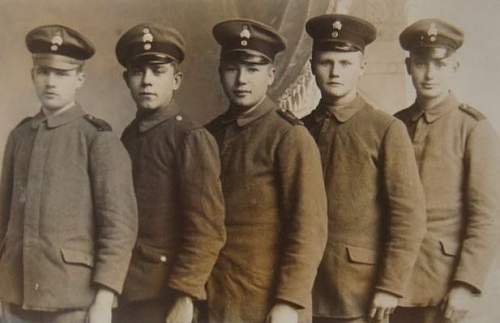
xmin=75 ymin=71 xmax=86 ymax=89
xmin=30 ymin=67 xmax=36 ymax=82
xmin=359 ymin=53 xmax=367 ymax=76
xmin=452 ymin=59 xmax=460 ymax=72
xmin=267 ymin=65 xmax=276 ymax=86
xmin=310 ymin=58 xmax=317 ymax=76
xmin=122 ymin=70 xmax=131 ymax=87
xmin=173 ymin=71 xmax=183 ymax=91
xmin=405 ymin=57 xmax=411 ymax=75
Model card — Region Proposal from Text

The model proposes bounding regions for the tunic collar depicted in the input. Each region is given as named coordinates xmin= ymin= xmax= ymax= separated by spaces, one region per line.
xmin=32 ymin=103 xmax=85 ymax=129
xmin=410 ymin=93 xmax=459 ymax=123
xmin=315 ymin=95 xmax=366 ymax=123
xmin=220 ymin=96 xmax=276 ymax=128
xmin=137 ymin=101 xmax=181 ymax=133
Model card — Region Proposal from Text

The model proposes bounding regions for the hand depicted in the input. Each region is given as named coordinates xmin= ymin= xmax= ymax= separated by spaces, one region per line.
xmin=266 ymin=302 xmax=298 ymax=323
xmin=441 ymin=285 xmax=475 ymax=322
xmin=165 ymin=295 xmax=194 ymax=323
xmin=369 ymin=291 xmax=399 ymax=321
xmin=86 ymin=288 xmax=114 ymax=323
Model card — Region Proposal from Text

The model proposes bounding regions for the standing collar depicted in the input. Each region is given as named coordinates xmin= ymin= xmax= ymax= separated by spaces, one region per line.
xmin=410 ymin=92 xmax=459 ymax=123
xmin=32 ymin=103 xmax=85 ymax=129
xmin=317 ymin=95 xmax=366 ymax=123
xmin=137 ymin=101 xmax=181 ymax=133
xmin=220 ymin=96 xmax=276 ymax=128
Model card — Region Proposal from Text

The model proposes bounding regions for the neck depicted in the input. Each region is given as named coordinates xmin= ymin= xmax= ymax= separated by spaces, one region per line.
xmin=417 ymin=92 xmax=450 ymax=110
xmin=322 ymin=91 xmax=357 ymax=108
xmin=42 ymin=101 xmax=75 ymax=117
xmin=231 ymin=96 xmax=266 ymax=116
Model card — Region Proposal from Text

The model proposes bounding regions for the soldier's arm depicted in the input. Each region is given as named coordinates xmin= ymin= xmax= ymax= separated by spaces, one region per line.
xmin=88 ymin=131 xmax=138 ymax=295
xmin=375 ymin=119 xmax=426 ymax=296
xmin=0 ymin=132 xmax=16 ymax=243
xmin=167 ymin=128 xmax=226 ymax=300
xmin=453 ymin=120 xmax=500 ymax=292
xmin=274 ymin=125 xmax=328 ymax=309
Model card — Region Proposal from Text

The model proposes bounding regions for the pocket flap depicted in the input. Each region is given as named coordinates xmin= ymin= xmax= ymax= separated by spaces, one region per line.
xmin=61 ymin=248 xmax=94 ymax=267
xmin=440 ymin=240 xmax=459 ymax=256
xmin=346 ymin=245 xmax=377 ymax=265
xmin=136 ymin=243 xmax=168 ymax=264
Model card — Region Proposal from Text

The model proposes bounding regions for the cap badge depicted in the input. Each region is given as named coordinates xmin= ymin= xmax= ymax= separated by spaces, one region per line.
xmin=427 ymin=23 xmax=438 ymax=42
xmin=50 ymin=34 xmax=63 ymax=52
xmin=142 ymin=28 xmax=154 ymax=51
xmin=240 ymin=25 xmax=251 ymax=46
xmin=332 ymin=20 xmax=342 ymax=39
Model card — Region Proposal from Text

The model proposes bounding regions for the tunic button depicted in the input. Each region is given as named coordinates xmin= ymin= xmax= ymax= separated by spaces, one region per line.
xmin=175 ymin=115 xmax=183 ymax=121
xmin=34 ymin=283 xmax=39 ymax=291
xmin=160 ymin=255 xmax=167 ymax=263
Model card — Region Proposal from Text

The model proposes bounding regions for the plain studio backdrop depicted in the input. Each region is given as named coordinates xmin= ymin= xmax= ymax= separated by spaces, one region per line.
xmin=0 ymin=1 xmax=499 ymax=322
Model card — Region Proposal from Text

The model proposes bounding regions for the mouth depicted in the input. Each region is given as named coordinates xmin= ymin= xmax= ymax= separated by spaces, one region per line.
xmin=233 ymin=90 xmax=251 ymax=97
xmin=139 ymin=92 xmax=157 ymax=98
xmin=43 ymin=91 xmax=58 ymax=97
xmin=421 ymin=83 xmax=438 ymax=89
xmin=327 ymin=81 xmax=343 ymax=86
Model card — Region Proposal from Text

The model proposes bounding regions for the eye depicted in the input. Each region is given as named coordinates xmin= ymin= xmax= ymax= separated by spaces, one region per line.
xmin=56 ymin=70 xmax=71 ymax=77
xmin=36 ymin=67 xmax=50 ymax=75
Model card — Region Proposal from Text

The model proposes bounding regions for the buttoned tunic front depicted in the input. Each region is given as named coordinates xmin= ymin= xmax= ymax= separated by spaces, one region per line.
xmin=0 ymin=104 xmax=138 ymax=310
xmin=119 ymin=103 xmax=226 ymax=303
xmin=205 ymin=97 xmax=328 ymax=323
xmin=395 ymin=94 xmax=500 ymax=306
xmin=302 ymin=96 xmax=426 ymax=319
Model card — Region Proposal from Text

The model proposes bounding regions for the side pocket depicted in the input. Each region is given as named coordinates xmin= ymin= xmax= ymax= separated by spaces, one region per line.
xmin=61 ymin=248 xmax=94 ymax=268
xmin=346 ymin=245 xmax=377 ymax=265
xmin=439 ymin=240 xmax=459 ymax=257
xmin=136 ymin=243 xmax=169 ymax=264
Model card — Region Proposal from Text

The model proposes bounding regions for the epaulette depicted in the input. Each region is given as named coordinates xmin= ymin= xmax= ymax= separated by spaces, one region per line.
xmin=84 ymin=114 xmax=112 ymax=131
xmin=459 ymin=104 xmax=486 ymax=121
xmin=15 ymin=117 xmax=33 ymax=128
xmin=276 ymin=108 xmax=303 ymax=125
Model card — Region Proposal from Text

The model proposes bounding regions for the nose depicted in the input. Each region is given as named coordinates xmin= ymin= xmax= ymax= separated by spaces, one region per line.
xmin=45 ymin=72 xmax=56 ymax=87
xmin=425 ymin=62 xmax=436 ymax=79
xmin=141 ymin=68 xmax=154 ymax=86
xmin=236 ymin=68 xmax=248 ymax=85
xmin=329 ymin=63 xmax=339 ymax=78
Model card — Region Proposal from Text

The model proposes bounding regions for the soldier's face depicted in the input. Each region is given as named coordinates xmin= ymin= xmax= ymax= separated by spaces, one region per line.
xmin=219 ymin=61 xmax=275 ymax=110
xmin=311 ymin=50 xmax=365 ymax=103
xmin=124 ymin=63 xmax=182 ymax=110
xmin=406 ymin=54 xmax=459 ymax=102
xmin=31 ymin=65 xmax=85 ymax=111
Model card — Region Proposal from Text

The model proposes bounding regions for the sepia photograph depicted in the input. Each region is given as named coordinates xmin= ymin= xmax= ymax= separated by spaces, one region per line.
xmin=0 ymin=0 xmax=499 ymax=322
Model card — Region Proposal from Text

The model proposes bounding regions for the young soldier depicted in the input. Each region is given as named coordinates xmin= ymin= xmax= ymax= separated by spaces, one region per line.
xmin=0 ymin=25 xmax=138 ymax=323
xmin=302 ymin=14 xmax=426 ymax=323
xmin=112 ymin=24 xmax=226 ymax=323
xmin=391 ymin=19 xmax=500 ymax=323
xmin=205 ymin=18 xmax=328 ymax=323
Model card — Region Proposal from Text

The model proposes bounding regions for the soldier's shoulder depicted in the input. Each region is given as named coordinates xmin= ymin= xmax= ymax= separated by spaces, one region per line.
xmin=363 ymin=104 xmax=396 ymax=127
xmin=171 ymin=113 xmax=203 ymax=133
xmin=83 ymin=114 xmax=112 ymax=131
xmin=14 ymin=116 xmax=33 ymax=129
xmin=275 ymin=108 xmax=303 ymax=126
xmin=458 ymin=104 xmax=486 ymax=122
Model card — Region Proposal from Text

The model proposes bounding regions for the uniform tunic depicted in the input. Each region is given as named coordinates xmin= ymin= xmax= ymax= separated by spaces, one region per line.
xmin=119 ymin=102 xmax=226 ymax=303
xmin=205 ymin=97 xmax=328 ymax=323
xmin=302 ymin=96 xmax=426 ymax=319
xmin=394 ymin=94 xmax=500 ymax=306
xmin=0 ymin=104 xmax=138 ymax=311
